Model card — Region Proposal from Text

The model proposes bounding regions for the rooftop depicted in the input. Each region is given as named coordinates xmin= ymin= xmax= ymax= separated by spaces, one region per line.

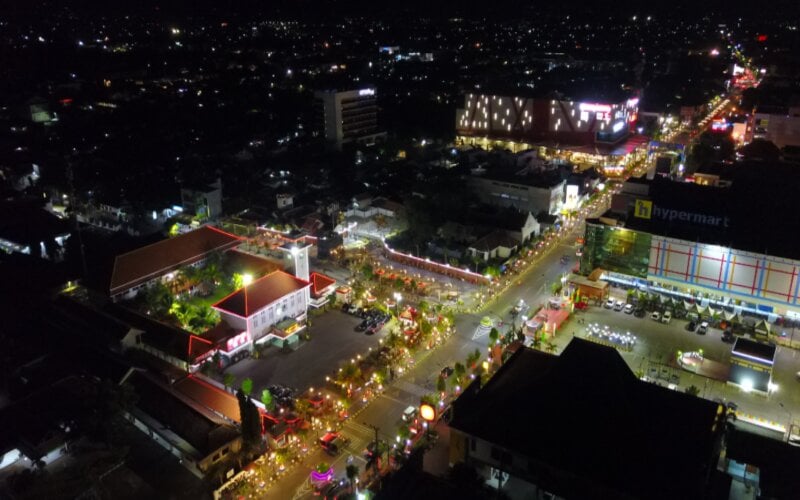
xmin=110 ymin=225 xmax=242 ymax=295
xmin=450 ymin=339 xmax=722 ymax=500
xmin=212 ymin=270 xmax=311 ymax=318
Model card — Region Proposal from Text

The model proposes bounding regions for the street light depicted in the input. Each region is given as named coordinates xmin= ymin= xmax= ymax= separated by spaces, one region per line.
xmin=242 ymin=273 xmax=253 ymax=286
xmin=393 ymin=292 xmax=402 ymax=315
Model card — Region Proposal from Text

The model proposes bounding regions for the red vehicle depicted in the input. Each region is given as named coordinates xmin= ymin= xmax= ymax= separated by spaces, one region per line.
xmin=574 ymin=301 xmax=588 ymax=310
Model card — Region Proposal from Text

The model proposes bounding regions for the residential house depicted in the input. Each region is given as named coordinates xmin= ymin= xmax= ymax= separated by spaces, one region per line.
xmin=467 ymin=230 xmax=520 ymax=262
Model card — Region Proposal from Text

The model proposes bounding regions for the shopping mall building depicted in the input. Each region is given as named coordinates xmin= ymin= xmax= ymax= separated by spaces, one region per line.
xmin=455 ymin=91 xmax=648 ymax=174
xmin=580 ymin=170 xmax=800 ymax=322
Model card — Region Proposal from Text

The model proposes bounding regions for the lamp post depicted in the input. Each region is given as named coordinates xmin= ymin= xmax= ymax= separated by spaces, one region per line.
xmin=393 ymin=292 xmax=402 ymax=316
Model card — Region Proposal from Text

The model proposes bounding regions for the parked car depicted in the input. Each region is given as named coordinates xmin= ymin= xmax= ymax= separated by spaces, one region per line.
xmin=402 ymin=405 xmax=418 ymax=422
xmin=440 ymin=366 xmax=454 ymax=378
xmin=604 ymin=298 xmax=616 ymax=309
xmin=650 ymin=312 xmax=661 ymax=322
xmin=697 ymin=321 xmax=709 ymax=335
xmin=613 ymin=300 xmax=624 ymax=312
xmin=623 ymin=304 xmax=634 ymax=314
xmin=661 ymin=311 xmax=672 ymax=324
xmin=634 ymin=308 xmax=646 ymax=318
xmin=686 ymin=320 xmax=697 ymax=332
xmin=722 ymin=330 xmax=735 ymax=343
xmin=355 ymin=320 xmax=369 ymax=332
xmin=319 ymin=432 xmax=348 ymax=456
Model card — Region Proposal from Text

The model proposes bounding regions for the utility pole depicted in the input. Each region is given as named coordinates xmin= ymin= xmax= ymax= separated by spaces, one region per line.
xmin=362 ymin=422 xmax=381 ymax=475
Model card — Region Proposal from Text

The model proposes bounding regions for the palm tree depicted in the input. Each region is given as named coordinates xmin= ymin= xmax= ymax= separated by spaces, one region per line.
xmin=169 ymin=300 xmax=194 ymax=329
xmin=261 ymin=389 xmax=275 ymax=412
xmin=189 ymin=304 xmax=219 ymax=332
xmin=453 ymin=362 xmax=466 ymax=387
xmin=143 ymin=282 xmax=173 ymax=316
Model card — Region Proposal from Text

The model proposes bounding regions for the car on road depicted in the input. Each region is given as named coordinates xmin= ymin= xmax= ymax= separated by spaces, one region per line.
xmin=686 ymin=320 xmax=697 ymax=332
xmin=604 ymin=298 xmax=615 ymax=309
xmin=650 ymin=311 xmax=661 ymax=322
xmin=722 ymin=330 xmax=735 ymax=343
xmin=355 ymin=320 xmax=369 ymax=332
xmin=319 ymin=432 xmax=349 ymax=456
xmin=440 ymin=366 xmax=454 ymax=378
xmin=623 ymin=304 xmax=634 ymax=314
xmin=402 ymin=405 xmax=418 ymax=422
xmin=613 ymin=300 xmax=624 ymax=312
xmin=697 ymin=321 xmax=709 ymax=335
xmin=661 ymin=311 xmax=672 ymax=324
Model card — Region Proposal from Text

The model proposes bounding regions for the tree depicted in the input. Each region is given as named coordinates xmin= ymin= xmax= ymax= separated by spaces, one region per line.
xmin=488 ymin=327 xmax=500 ymax=345
xmin=169 ymin=299 xmax=195 ymax=329
xmin=361 ymin=263 xmax=374 ymax=280
xmin=685 ymin=385 xmax=701 ymax=397
xmin=261 ymin=388 xmax=274 ymax=411
xmin=188 ymin=304 xmax=219 ymax=332
xmin=453 ymin=362 xmax=466 ymax=387
xmin=143 ymin=281 xmax=173 ymax=316
xmin=241 ymin=377 xmax=254 ymax=396
xmin=223 ymin=372 xmax=236 ymax=392
xmin=436 ymin=375 xmax=447 ymax=394
xmin=346 ymin=464 xmax=360 ymax=493
xmin=230 ymin=272 xmax=245 ymax=290
xmin=237 ymin=389 xmax=262 ymax=452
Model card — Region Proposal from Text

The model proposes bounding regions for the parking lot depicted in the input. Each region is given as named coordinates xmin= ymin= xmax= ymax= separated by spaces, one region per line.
xmin=222 ymin=309 xmax=389 ymax=393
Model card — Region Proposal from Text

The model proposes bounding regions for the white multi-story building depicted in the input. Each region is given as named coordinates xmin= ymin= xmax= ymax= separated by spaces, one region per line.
xmin=213 ymin=270 xmax=311 ymax=348
xmin=315 ymin=88 xmax=386 ymax=150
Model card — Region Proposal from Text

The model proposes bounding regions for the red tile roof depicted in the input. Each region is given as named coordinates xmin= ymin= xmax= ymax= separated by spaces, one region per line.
xmin=110 ymin=226 xmax=241 ymax=295
xmin=309 ymin=272 xmax=336 ymax=297
xmin=212 ymin=270 xmax=310 ymax=318
xmin=174 ymin=375 xmax=241 ymax=423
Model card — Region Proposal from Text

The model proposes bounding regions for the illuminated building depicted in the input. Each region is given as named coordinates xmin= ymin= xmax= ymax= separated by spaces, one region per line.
xmin=315 ymin=87 xmax=386 ymax=150
xmin=109 ymin=225 xmax=242 ymax=301
xmin=581 ymin=173 xmax=800 ymax=320
xmin=213 ymin=270 xmax=312 ymax=350
xmin=747 ymin=105 xmax=800 ymax=149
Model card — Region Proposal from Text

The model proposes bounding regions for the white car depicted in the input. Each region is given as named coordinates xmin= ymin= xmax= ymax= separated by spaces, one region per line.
xmin=613 ymin=300 xmax=625 ymax=311
xmin=661 ymin=311 xmax=672 ymax=324
xmin=623 ymin=304 xmax=634 ymax=314
xmin=604 ymin=298 xmax=615 ymax=309
xmin=650 ymin=311 xmax=661 ymax=322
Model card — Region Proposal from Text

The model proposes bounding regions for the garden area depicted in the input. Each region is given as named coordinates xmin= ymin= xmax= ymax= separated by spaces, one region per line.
xmin=126 ymin=249 xmax=278 ymax=334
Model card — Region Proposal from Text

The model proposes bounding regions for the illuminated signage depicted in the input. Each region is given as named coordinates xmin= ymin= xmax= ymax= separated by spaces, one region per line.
xmin=226 ymin=331 xmax=249 ymax=352
xmin=565 ymin=185 xmax=579 ymax=210
xmin=579 ymin=103 xmax=612 ymax=113
xmin=626 ymin=98 xmax=639 ymax=108
xmin=358 ymin=88 xmax=376 ymax=96
xmin=612 ymin=121 xmax=625 ymax=133
xmin=419 ymin=403 xmax=436 ymax=422
xmin=711 ymin=119 xmax=729 ymax=132
xmin=634 ymin=199 xmax=730 ymax=227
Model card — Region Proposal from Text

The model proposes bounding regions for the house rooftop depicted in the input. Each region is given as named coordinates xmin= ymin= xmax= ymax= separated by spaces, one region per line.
xmin=469 ymin=230 xmax=519 ymax=252
xmin=110 ymin=225 xmax=241 ymax=296
xmin=309 ymin=272 xmax=336 ymax=297
xmin=213 ymin=270 xmax=310 ymax=318
xmin=450 ymin=339 xmax=722 ymax=500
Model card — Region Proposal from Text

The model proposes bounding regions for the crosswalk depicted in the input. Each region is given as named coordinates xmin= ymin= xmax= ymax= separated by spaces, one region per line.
xmin=472 ymin=323 xmax=492 ymax=340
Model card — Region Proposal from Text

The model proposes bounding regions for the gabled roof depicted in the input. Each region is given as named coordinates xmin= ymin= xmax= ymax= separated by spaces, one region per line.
xmin=468 ymin=229 xmax=519 ymax=252
xmin=309 ymin=272 xmax=336 ymax=297
xmin=212 ymin=270 xmax=310 ymax=318
xmin=109 ymin=225 xmax=241 ymax=295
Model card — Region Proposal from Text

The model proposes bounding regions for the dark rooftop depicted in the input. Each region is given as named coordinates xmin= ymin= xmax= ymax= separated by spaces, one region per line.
xmin=450 ymin=339 xmax=722 ymax=500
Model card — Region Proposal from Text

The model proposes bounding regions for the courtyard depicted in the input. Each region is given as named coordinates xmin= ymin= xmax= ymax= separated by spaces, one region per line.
xmin=220 ymin=309 xmax=389 ymax=393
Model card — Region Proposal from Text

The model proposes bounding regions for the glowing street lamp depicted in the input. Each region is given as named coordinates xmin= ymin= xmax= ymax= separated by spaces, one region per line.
xmin=242 ymin=273 xmax=254 ymax=286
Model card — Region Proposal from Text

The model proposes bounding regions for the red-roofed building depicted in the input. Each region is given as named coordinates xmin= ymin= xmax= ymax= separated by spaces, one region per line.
xmin=212 ymin=270 xmax=311 ymax=348
xmin=109 ymin=225 xmax=242 ymax=300
xmin=308 ymin=272 xmax=336 ymax=308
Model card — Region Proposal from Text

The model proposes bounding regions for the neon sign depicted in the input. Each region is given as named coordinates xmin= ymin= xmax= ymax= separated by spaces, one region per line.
xmin=358 ymin=88 xmax=375 ymax=96
xmin=612 ymin=121 xmax=625 ymax=133
xmin=579 ymin=103 xmax=612 ymax=113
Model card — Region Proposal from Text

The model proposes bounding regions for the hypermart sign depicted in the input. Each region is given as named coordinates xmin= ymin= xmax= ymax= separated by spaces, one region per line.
xmin=634 ymin=199 xmax=730 ymax=228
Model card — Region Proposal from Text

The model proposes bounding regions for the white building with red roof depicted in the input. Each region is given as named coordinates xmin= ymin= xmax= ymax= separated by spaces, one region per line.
xmin=212 ymin=270 xmax=312 ymax=348
xmin=109 ymin=225 xmax=242 ymax=300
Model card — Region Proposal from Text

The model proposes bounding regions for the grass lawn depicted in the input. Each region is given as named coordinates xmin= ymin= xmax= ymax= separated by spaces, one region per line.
xmin=187 ymin=284 xmax=235 ymax=309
